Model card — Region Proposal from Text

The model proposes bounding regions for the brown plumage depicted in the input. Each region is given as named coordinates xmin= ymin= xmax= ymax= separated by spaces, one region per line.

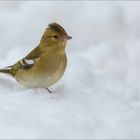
xmin=0 ymin=22 xmax=72 ymax=93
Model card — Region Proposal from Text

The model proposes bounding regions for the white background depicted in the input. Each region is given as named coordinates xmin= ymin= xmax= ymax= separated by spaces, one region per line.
xmin=0 ymin=1 xmax=140 ymax=138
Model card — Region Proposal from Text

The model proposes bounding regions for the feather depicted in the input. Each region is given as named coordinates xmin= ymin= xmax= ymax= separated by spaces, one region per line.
xmin=48 ymin=22 xmax=68 ymax=36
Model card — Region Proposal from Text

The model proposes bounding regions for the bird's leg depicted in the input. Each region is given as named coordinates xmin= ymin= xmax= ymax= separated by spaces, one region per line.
xmin=45 ymin=88 xmax=52 ymax=93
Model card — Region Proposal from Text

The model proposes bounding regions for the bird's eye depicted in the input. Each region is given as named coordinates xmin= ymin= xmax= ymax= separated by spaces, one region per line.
xmin=52 ymin=35 xmax=59 ymax=39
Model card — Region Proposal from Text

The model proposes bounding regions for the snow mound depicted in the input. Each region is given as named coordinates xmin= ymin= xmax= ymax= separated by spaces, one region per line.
xmin=0 ymin=1 xmax=140 ymax=139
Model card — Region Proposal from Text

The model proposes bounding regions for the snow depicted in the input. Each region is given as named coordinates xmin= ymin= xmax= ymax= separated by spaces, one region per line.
xmin=0 ymin=1 xmax=140 ymax=138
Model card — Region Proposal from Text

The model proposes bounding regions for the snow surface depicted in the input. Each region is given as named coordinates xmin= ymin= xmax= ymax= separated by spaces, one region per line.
xmin=0 ymin=1 xmax=140 ymax=139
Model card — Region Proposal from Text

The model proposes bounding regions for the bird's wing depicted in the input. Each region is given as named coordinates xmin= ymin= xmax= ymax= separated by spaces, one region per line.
xmin=9 ymin=46 xmax=42 ymax=76
xmin=25 ymin=46 xmax=41 ymax=60
xmin=18 ymin=46 xmax=42 ymax=69
xmin=4 ymin=46 xmax=43 ymax=76
xmin=19 ymin=46 xmax=42 ymax=70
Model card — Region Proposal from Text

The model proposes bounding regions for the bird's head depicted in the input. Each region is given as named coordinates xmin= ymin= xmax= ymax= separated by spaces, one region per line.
xmin=40 ymin=23 xmax=72 ymax=50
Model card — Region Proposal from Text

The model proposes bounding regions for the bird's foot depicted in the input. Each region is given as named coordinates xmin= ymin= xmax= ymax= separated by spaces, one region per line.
xmin=45 ymin=88 xmax=52 ymax=93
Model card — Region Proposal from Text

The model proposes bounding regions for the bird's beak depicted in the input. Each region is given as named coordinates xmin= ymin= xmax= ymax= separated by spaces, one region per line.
xmin=65 ymin=35 xmax=72 ymax=40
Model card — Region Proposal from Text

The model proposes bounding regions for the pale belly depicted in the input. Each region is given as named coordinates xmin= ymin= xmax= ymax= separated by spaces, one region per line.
xmin=15 ymin=56 xmax=67 ymax=88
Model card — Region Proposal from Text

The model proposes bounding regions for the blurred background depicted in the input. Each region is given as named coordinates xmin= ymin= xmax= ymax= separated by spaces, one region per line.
xmin=0 ymin=1 xmax=140 ymax=138
xmin=0 ymin=1 xmax=140 ymax=85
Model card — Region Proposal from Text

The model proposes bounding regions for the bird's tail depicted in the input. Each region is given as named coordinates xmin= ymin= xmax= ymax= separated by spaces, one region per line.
xmin=0 ymin=66 xmax=13 ymax=76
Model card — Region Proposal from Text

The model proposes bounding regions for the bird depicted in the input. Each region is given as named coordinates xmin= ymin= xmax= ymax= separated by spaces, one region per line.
xmin=0 ymin=22 xmax=72 ymax=93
